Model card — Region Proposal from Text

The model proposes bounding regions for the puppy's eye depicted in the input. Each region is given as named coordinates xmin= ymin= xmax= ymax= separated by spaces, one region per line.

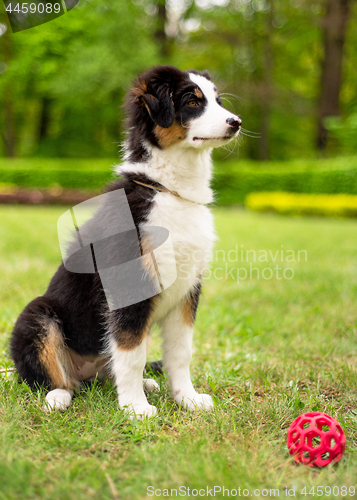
xmin=187 ymin=100 xmax=198 ymax=107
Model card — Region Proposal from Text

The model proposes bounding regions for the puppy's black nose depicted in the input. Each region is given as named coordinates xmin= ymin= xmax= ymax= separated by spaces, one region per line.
xmin=226 ymin=117 xmax=242 ymax=132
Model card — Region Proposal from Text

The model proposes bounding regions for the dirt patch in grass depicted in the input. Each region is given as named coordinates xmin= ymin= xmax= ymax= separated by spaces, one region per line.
xmin=0 ymin=187 xmax=99 ymax=205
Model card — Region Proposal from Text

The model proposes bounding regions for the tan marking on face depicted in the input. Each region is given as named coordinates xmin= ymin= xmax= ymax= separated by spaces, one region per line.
xmin=38 ymin=320 xmax=77 ymax=390
xmin=194 ymin=88 xmax=203 ymax=99
xmin=154 ymin=122 xmax=186 ymax=148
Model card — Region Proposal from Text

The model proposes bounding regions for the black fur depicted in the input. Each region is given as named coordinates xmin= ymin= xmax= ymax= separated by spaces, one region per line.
xmin=145 ymin=360 xmax=164 ymax=376
xmin=11 ymin=65 xmax=213 ymax=391
xmin=189 ymin=282 xmax=202 ymax=324
xmin=10 ymin=297 xmax=59 ymax=388
xmin=125 ymin=65 xmax=211 ymax=162
xmin=188 ymin=69 xmax=211 ymax=81
xmin=10 ymin=173 xmax=161 ymax=388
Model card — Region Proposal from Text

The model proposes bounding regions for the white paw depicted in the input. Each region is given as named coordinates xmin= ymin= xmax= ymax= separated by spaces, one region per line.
xmin=45 ymin=389 xmax=73 ymax=412
xmin=143 ymin=378 xmax=160 ymax=393
xmin=121 ymin=403 xmax=158 ymax=420
xmin=178 ymin=393 xmax=215 ymax=411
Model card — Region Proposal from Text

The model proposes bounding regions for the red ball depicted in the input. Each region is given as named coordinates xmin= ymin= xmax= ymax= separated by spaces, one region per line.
xmin=287 ymin=412 xmax=346 ymax=467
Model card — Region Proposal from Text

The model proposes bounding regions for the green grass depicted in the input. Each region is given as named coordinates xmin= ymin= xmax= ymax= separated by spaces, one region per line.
xmin=0 ymin=205 xmax=357 ymax=499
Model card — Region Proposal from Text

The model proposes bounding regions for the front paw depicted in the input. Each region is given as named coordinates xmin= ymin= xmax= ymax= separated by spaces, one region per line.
xmin=44 ymin=389 xmax=73 ymax=412
xmin=121 ymin=402 xmax=158 ymax=420
xmin=143 ymin=378 xmax=160 ymax=393
xmin=177 ymin=392 xmax=215 ymax=411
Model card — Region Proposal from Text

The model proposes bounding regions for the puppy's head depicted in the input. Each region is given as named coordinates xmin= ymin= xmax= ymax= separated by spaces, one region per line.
xmin=126 ymin=65 xmax=241 ymax=160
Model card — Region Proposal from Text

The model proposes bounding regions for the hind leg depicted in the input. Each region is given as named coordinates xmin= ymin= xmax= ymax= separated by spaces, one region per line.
xmin=11 ymin=297 xmax=78 ymax=411
xmin=45 ymin=388 xmax=73 ymax=411
xmin=143 ymin=378 xmax=159 ymax=393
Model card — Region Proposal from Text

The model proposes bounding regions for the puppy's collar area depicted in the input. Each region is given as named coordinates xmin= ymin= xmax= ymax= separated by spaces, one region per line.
xmin=132 ymin=179 xmax=173 ymax=194
xmin=132 ymin=179 xmax=202 ymax=204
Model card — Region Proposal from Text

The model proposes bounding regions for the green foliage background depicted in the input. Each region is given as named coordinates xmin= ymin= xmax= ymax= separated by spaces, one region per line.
xmin=0 ymin=0 xmax=357 ymax=161
xmin=1 ymin=156 xmax=357 ymax=205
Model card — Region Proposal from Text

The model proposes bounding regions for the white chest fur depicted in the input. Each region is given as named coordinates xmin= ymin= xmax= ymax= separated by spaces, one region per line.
xmin=145 ymin=192 xmax=215 ymax=323
xmin=118 ymin=142 xmax=217 ymax=322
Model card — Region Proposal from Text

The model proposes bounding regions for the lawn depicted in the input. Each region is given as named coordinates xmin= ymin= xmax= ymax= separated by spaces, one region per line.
xmin=0 ymin=205 xmax=357 ymax=500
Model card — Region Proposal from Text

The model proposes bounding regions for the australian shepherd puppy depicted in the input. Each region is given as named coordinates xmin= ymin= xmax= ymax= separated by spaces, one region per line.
xmin=11 ymin=65 xmax=241 ymax=418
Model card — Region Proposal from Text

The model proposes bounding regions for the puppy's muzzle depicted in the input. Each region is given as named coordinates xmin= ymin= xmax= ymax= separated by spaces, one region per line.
xmin=226 ymin=117 xmax=242 ymax=136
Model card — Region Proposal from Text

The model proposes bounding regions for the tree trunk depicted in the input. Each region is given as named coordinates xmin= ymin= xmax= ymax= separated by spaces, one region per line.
xmin=39 ymin=97 xmax=52 ymax=140
xmin=258 ymin=0 xmax=274 ymax=161
xmin=317 ymin=0 xmax=351 ymax=151
xmin=1 ymin=11 xmax=16 ymax=157
xmin=155 ymin=0 xmax=169 ymax=58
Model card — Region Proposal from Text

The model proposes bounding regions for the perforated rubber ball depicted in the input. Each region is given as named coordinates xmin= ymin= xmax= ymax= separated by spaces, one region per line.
xmin=286 ymin=412 xmax=346 ymax=467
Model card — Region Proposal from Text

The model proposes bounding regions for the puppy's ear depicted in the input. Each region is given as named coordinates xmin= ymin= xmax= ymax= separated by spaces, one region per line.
xmin=140 ymin=82 xmax=175 ymax=129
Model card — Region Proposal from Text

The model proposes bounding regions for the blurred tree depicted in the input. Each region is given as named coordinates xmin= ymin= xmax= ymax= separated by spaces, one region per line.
xmin=171 ymin=0 xmax=319 ymax=160
xmin=0 ymin=9 xmax=15 ymax=156
xmin=0 ymin=0 xmax=160 ymax=157
xmin=170 ymin=0 xmax=357 ymax=160
xmin=0 ymin=0 xmax=356 ymax=159
xmin=317 ymin=0 xmax=352 ymax=151
xmin=155 ymin=0 xmax=170 ymax=57
xmin=257 ymin=0 xmax=273 ymax=160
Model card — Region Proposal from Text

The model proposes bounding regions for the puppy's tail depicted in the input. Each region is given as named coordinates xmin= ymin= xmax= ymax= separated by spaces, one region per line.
xmin=145 ymin=360 xmax=163 ymax=376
